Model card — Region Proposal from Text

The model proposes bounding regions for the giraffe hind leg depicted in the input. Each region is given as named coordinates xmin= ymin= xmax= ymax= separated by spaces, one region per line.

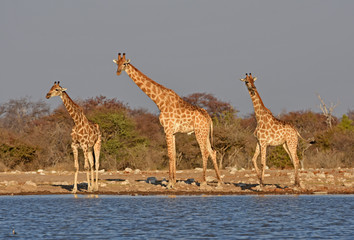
xmin=195 ymin=129 xmax=222 ymax=186
xmin=282 ymin=143 xmax=292 ymax=164
xmin=82 ymin=146 xmax=92 ymax=192
xmin=206 ymin=137 xmax=222 ymax=184
xmin=286 ymin=141 xmax=301 ymax=187
xmin=93 ymin=137 xmax=101 ymax=191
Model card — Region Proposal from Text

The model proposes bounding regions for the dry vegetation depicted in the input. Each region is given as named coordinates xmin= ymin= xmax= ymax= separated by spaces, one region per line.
xmin=0 ymin=94 xmax=353 ymax=173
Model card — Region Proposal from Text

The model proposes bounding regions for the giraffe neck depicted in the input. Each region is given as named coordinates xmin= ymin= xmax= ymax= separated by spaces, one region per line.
xmin=248 ymin=88 xmax=273 ymax=122
xmin=60 ymin=92 xmax=88 ymax=126
xmin=125 ymin=64 xmax=169 ymax=110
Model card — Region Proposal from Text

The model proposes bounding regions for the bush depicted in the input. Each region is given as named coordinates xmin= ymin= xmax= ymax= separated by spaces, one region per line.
xmin=0 ymin=96 xmax=352 ymax=171
xmin=88 ymin=109 xmax=150 ymax=170
xmin=267 ymin=146 xmax=292 ymax=169
xmin=337 ymin=114 xmax=354 ymax=131
xmin=213 ymin=111 xmax=255 ymax=169
xmin=0 ymin=129 xmax=38 ymax=170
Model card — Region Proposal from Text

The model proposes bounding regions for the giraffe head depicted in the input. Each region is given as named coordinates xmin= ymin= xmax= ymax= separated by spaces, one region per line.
xmin=240 ymin=73 xmax=257 ymax=96
xmin=113 ymin=53 xmax=131 ymax=76
xmin=46 ymin=81 xmax=67 ymax=99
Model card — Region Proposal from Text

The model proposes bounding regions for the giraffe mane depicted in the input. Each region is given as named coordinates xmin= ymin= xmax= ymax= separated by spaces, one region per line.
xmin=129 ymin=64 xmax=169 ymax=91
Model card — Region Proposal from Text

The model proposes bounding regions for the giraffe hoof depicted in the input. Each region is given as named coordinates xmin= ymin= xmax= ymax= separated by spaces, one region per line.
xmin=166 ymin=182 xmax=174 ymax=189
xmin=200 ymin=182 xmax=213 ymax=190
xmin=200 ymin=181 xmax=207 ymax=187
xmin=216 ymin=181 xmax=224 ymax=188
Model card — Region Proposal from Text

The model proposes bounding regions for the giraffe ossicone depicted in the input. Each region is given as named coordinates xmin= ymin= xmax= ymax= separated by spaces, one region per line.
xmin=113 ymin=53 xmax=222 ymax=188
xmin=46 ymin=81 xmax=101 ymax=193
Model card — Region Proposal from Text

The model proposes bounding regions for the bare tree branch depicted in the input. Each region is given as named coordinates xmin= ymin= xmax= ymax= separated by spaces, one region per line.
xmin=317 ymin=94 xmax=338 ymax=129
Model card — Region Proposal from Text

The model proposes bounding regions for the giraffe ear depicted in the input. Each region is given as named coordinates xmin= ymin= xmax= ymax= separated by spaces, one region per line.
xmin=62 ymin=88 xmax=67 ymax=91
xmin=113 ymin=59 xmax=118 ymax=64
xmin=126 ymin=59 xmax=131 ymax=64
xmin=253 ymin=77 xmax=257 ymax=81
xmin=240 ymin=78 xmax=246 ymax=82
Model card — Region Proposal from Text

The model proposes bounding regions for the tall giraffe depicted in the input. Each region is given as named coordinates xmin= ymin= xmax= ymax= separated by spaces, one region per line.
xmin=240 ymin=73 xmax=310 ymax=187
xmin=113 ymin=53 xmax=222 ymax=188
xmin=46 ymin=82 xmax=101 ymax=193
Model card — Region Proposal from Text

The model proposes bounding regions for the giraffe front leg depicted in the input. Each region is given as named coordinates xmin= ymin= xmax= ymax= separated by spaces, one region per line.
xmin=71 ymin=143 xmax=79 ymax=194
xmin=165 ymin=133 xmax=176 ymax=189
xmin=88 ymin=149 xmax=95 ymax=191
xmin=251 ymin=143 xmax=261 ymax=178
xmin=259 ymin=144 xmax=267 ymax=187
xmin=83 ymin=147 xmax=92 ymax=192
xmin=93 ymin=138 xmax=101 ymax=191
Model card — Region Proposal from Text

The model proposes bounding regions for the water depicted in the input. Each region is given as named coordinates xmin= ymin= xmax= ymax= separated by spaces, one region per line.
xmin=0 ymin=195 xmax=353 ymax=239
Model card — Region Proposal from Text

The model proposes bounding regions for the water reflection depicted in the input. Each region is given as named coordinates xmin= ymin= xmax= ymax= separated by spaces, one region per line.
xmin=0 ymin=195 xmax=352 ymax=239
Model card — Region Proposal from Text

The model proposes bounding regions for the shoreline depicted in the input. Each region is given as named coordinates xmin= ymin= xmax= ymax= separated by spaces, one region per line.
xmin=1 ymin=168 xmax=353 ymax=196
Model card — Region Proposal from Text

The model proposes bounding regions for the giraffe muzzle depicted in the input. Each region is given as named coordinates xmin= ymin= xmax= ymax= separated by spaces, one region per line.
xmin=116 ymin=70 xmax=122 ymax=76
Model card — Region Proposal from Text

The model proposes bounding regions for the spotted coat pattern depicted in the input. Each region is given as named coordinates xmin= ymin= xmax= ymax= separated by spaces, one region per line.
xmin=240 ymin=73 xmax=301 ymax=186
xmin=46 ymin=82 xmax=101 ymax=193
xmin=114 ymin=53 xmax=221 ymax=187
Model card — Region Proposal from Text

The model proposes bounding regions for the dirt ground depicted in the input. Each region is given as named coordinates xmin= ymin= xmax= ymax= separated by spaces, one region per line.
xmin=0 ymin=167 xmax=353 ymax=196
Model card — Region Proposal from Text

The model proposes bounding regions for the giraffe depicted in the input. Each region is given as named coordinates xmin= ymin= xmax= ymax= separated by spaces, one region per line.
xmin=113 ymin=53 xmax=222 ymax=188
xmin=240 ymin=73 xmax=311 ymax=187
xmin=46 ymin=81 xmax=101 ymax=193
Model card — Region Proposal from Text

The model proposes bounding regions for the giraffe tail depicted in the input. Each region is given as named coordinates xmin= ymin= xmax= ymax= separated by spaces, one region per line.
xmin=297 ymin=131 xmax=316 ymax=144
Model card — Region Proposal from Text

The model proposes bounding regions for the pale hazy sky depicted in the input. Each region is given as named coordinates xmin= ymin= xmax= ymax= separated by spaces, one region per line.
xmin=1 ymin=0 xmax=353 ymax=117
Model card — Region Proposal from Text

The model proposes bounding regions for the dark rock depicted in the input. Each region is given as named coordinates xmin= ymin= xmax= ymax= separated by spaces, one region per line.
xmin=185 ymin=178 xmax=195 ymax=184
xmin=146 ymin=177 xmax=157 ymax=184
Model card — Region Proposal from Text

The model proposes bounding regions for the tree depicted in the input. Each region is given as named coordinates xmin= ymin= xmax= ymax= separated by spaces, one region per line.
xmin=279 ymin=110 xmax=328 ymax=134
xmin=0 ymin=97 xmax=50 ymax=133
xmin=79 ymin=95 xmax=127 ymax=113
xmin=183 ymin=93 xmax=234 ymax=118
xmin=213 ymin=112 xmax=246 ymax=169
xmin=317 ymin=94 xmax=338 ymax=129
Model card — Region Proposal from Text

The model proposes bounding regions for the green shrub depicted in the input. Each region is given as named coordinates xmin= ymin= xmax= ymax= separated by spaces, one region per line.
xmin=267 ymin=146 xmax=292 ymax=169
xmin=89 ymin=110 xmax=149 ymax=170
xmin=0 ymin=143 xmax=38 ymax=169
xmin=337 ymin=114 xmax=354 ymax=131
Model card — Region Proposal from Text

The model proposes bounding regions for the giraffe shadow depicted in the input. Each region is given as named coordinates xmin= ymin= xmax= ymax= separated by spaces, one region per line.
xmin=134 ymin=177 xmax=201 ymax=187
xmin=52 ymin=182 xmax=89 ymax=192
xmin=106 ymin=179 xmax=126 ymax=182
xmin=231 ymin=182 xmax=288 ymax=191
xmin=231 ymin=182 xmax=259 ymax=191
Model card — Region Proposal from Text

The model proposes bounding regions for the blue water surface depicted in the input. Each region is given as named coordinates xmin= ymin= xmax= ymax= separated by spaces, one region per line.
xmin=0 ymin=194 xmax=353 ymax=239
